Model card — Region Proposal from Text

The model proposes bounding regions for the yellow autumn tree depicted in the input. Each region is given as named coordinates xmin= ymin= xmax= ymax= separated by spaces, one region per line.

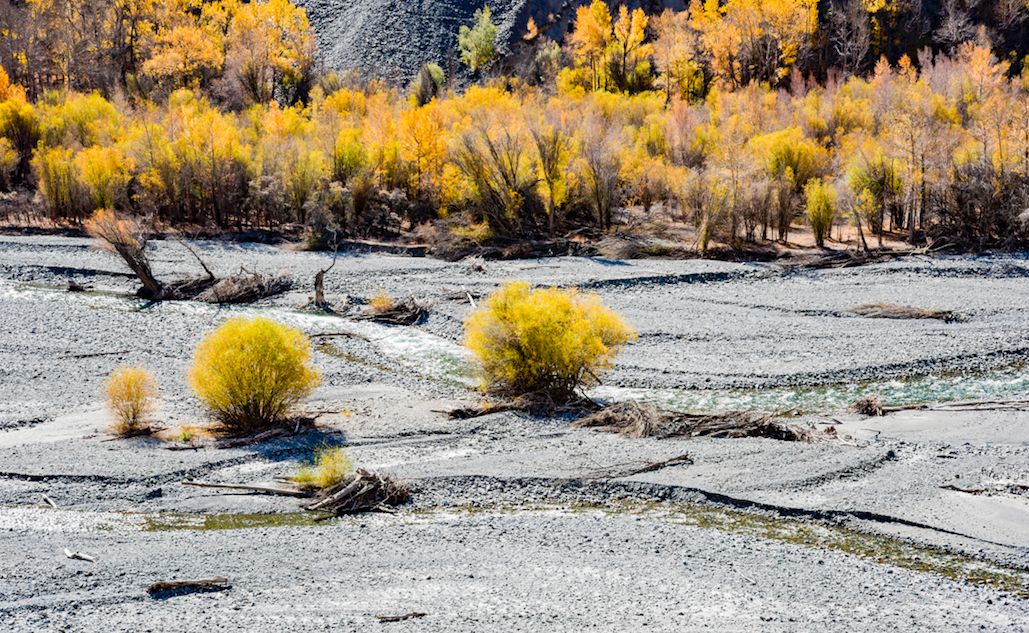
xmin=225 ymin=0 xmax=316 ymax=105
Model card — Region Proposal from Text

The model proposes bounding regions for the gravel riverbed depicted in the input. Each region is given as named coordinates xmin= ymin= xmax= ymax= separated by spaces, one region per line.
xmin=0 ymin=235 xmax=1027 ymax=631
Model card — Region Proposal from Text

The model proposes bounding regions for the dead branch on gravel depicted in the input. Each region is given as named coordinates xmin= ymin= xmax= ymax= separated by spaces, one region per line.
xmin=212 ymin=417 xmax=323 ymax=448
xmin=41 ymin=494 xmax=58 ymax=508
xmin=181 ymin=480 xmax=314 ymax=498
xmin=582 ymin=453 xmax=694 ymax=479
xmin=849 ymin=303 xmax=962 ymax=322
xmin=446 ymin=392 xmax=600 ymax=419
xmin=444 ymin=402 xmax=523 ymax=419
xmin=377 ymin=612 xmax=428 ymax=623
xmin=573 ymin=402 xmax=825 ymax=442
xmin=940 ymin=482 xmax=1029 ymax=495
xmin=85 ymin=209 xmax=165 ymax=298
xmin=305 ymin=469 xmax=409 ymax=515
xmin=62 ymin=551 xmax=96 ymax=564
xmin=848 ymin=394 xmax=1029 ymax=416
xmin=310 ymin=229 xmax=339 ymax=311
xmin=147 ymin=577 xmax=231 ymax=597
xmin=310 ymin=331 xmax=370 ymax=342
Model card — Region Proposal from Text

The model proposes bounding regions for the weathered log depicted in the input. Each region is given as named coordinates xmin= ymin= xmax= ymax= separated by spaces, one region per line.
xmin=147 ymin=577 xmax=230 ymax=596
xmin=181 ymin=480 xmax=313 ymax=498
xmin=63 ymin=548 xmax=96 ymax=563
xmin=377 ymin=612 xmax=427 ymax=623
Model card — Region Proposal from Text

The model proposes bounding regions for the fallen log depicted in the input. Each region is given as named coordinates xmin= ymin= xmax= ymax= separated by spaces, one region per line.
xmin=147 ymin=577 xmax=231 ymax=596
xmin=181 ymin=480 xmax=313 ymax=498
xmin=377 ymin=612 xmax=428 ymax=623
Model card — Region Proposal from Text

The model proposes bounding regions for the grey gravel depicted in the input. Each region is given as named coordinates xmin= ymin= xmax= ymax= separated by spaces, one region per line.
xmin=0 ymin=235 xmax=1027 ymax=631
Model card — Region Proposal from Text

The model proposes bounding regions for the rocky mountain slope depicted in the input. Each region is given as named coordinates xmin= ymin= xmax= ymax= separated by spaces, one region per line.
xmin=297 ymin=0 xmax=686 ymax=84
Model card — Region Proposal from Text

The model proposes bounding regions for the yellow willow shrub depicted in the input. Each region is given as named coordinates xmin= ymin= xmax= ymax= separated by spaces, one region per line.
xmin=0 ymin=89 xmax=39 ymax=176
xmin=331 ymin=126 xmax=367 ymax=185
xmin=464 ymin=282 xmax=637 ymax=401
xmin=322 ymin=88 xmax=368 ymax=120
xmin=399 ymin=103 xmax=447 ymax=202
xmin=292 ymin=446 xmax=352 ymax=490
xmin=33 ymin=146 xmax=89 ymax=220
xmin=361 ymin=92 xmax=402 ymax=189
xmin=164 ymin=89 xmax=252 ymax=225
xmin=804 ymin=178 xmax=837 ymax=248
xmin=0 ymin=138 xmax=16 ymax=190
xmin=0 ymin=67 xmax=20 ymax=102
xmin=188 ymin=317 xmax=320 ymax=432
xmin=749 ymin=126 xmax=829 ymax=190
xmin=37 ymin=92 xmax=121 ymax=148
xmin=254 ymin=103 xmax=326 ymax=222
xmin=75 ymin=146 xmax=132 ymax=210
xmin=122 ymin=117 xmax=179 ymax=217
xmin=286 ymin=148 xmax=328 ymax=223
xmin=105 ymin=366 xmax=157 ymax=436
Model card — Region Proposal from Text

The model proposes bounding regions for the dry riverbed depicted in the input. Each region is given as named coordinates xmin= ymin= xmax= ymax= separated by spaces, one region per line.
xmin=0 ymin=235 xmax=1027 ymax=631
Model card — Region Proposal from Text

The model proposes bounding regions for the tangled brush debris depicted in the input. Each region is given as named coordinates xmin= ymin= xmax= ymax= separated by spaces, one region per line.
xmin=573 ymin=402 xmax=828 ymax=442
xmin=305 ymin=469 xmax=410 ymax=515
xmin=194 ymin=270 xmax=293 ymax=304
xmin=852 ymin=395 xmax=885 ymax=416
xmin=355 ymin=296 xmax=428 ymax=325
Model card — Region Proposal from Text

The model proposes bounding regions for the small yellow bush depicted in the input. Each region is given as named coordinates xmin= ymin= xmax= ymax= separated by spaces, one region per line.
xmin=292 ymin=446 xmax=352 ymax=490
xmin=369 ymin=291 xmax=395 ymax=313
xmin=105 ymin=366 xmax=157 ymax=436
xmin=188 ymin=317 xmax=320 ymax=432
xmin=804 ymin=177 xmax=837 ymax=248
xmin=464 ymin=282 xmax=637 ymax=400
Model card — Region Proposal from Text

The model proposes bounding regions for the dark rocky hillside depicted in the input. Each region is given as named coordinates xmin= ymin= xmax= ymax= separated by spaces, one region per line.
xmin=297 ymin=0 xmax=687 ymax=84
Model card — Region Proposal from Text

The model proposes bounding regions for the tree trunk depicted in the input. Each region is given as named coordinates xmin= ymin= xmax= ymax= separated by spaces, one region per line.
xmin=115 ymin=245 xmax=163 ymax=298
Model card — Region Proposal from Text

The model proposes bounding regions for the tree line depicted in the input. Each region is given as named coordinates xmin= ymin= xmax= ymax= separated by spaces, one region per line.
xmin=1 ymin=0 xmax=1028 ymax=251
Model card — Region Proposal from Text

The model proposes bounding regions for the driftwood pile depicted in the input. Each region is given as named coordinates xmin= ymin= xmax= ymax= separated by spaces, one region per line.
xmin=193 ymin=270 xmax=293 ymax=304
xmin=355 ymin=297 xmax=428 ymax=325
xmin=181 ymin=469 xmax=409 ymax=515
xmin=572 ymin=401 xmax=826 ymax=442
xmin=305 ymin=469 xmax=410 ymax=515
